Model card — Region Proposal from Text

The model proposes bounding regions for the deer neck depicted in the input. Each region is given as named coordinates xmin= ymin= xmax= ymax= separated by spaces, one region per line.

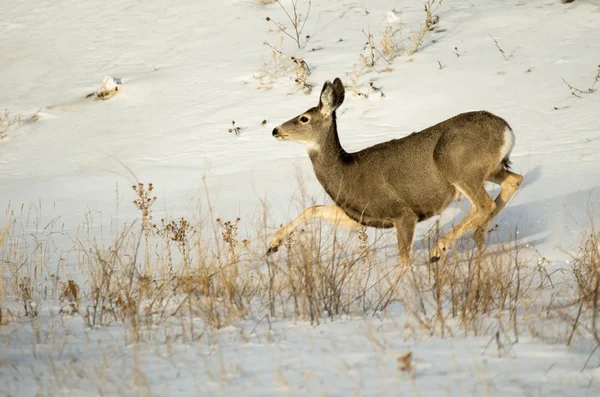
xmin=307 ymin=116 xmax=348 ymax=164
xmin=307 ymin=117 xmax=352 ymax=194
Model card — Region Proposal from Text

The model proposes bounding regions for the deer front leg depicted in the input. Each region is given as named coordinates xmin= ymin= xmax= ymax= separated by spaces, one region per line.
xmin=393 ymin=212 xmax=418 ymax=265
xmin=266 ymin=205 xmax=363 ymax=255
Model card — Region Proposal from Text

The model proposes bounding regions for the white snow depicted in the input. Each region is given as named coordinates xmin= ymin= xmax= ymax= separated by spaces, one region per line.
xmin=2 ymin=0 xmax=600 ymax=395
xmin=386 ymin=8 xmax=403 ymax=25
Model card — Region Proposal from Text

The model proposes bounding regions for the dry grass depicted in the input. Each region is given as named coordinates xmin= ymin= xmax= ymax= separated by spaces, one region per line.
xmin=292 ymin=55 xmax=312 ymax=93
xmin=2 ymin=182 xmax=600 ymax=395
xmin=255 ymin=37 xmax=291 ymax=90
xmin=401 ymin=231 xmax=542 ymax=338
xmin=0 ymin=178 xmax=598 ymax=366
xmin=256 ymin=0 xmax=444 ymax=95
xmin=344 ymin=64 xmax=369 ymax=98
xmin=254 ymin=0 xmax=314 ymax=90
xmin=563 ymin=219 xmax=600 ymax=345
xmin=254 ymin=39 xmax=314 ymax=93
xmin=380 ymin=25 xmax=403 ymax=61
xmin=407 ymin=0 xmax=442 ymax=55
xmin=340 ymin=1 xmax=443 ymax=98
xmin=561 ymin=64 xmax=600 ymax=98
xmin=0 ymin=222 xmax=10 ymax=307
xmin=0 ymin=108 xmax=21 ymax=139
xmin=357 ymin=26 xmax=399 ymax=73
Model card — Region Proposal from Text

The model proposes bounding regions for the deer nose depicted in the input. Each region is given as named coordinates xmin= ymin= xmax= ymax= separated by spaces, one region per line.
xmin=272 ymin=127 xmax=280 ymax=137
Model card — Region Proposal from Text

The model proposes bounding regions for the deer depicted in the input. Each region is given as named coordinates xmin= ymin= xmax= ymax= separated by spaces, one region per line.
xmin=266 ymin=78 xmax=523 ymax=264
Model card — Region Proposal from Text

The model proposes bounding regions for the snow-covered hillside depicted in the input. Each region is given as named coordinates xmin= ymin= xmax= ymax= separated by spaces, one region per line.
xmin=1 ymin=0 xmax=600 ymax=395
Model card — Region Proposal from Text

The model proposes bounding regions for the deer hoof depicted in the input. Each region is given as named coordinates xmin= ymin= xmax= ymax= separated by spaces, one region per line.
xmin=430 ymin=242 xmax=447 ymax=262
xmin=266 ymin=237 xmax=283 ymax=256
xmin=266 ymin=245 xmax=279 ymax=256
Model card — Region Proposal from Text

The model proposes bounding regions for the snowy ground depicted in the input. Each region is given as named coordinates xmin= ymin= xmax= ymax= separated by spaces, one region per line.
xmin=3 ymin=307 xmax=600 ymax=397
xmin=2 ymin=0 xmax=600 ymax=395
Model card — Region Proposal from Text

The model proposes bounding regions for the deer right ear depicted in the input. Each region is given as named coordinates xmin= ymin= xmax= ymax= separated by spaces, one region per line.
xmin=332 ymin=77 xmax=345 ymax=109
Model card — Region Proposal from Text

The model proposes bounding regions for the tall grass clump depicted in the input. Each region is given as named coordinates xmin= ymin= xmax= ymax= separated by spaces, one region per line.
xmin=3 ymin=179 xmax=599 ymax=357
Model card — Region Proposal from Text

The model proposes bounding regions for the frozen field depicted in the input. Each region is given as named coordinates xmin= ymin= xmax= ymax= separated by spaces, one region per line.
xmin=1 ymin=0 xmax=600 ymax=395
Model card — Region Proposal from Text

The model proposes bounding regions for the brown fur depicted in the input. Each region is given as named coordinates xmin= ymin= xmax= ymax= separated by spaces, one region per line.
xmin=268 ymin=78 xmax=523 ymax=264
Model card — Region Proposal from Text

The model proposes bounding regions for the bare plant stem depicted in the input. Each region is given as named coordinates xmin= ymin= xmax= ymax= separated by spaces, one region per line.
xmin=267 ymin=0 xmax=312 ymax=49
xmin=581 ymin=342 xmax=600 ymax=372
xmin=567 ymin=301 xmax=584 ymax=346
xmin=488 ymin=34 xmax=508 ymax=61
xmin=561 ymin=77 xmax=587 ymax=98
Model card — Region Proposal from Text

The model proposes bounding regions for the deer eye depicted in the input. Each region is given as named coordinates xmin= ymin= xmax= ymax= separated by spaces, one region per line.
xmin=299 ymin=116 xmax=310 ymax=123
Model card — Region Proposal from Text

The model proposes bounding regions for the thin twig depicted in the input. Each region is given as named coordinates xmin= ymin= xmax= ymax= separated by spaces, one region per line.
xmin=581 ymin=342 xmax=600 ymax=372
xmin=294 ymin=77 xmax=313 ymax=93
xmin=266 ymin=18 xmax=297 ymax=44
xmin=268 ymin=0 xmax=311 ymax=49
xmin=488 ymin=34 xmax=508 ymax=61
xmin=589 ymin=65 xmax=600 ymax=92
xmin=298 ymin=0 xmax=312 ymax=39
xmin=291 ymin=56 xmax=311 ymax=75
xmin=495 ymin=331 xmax=504 ymax=358
xmin=567 ymin=301 xmax=584 ymax=346
xmin=561 ymin=77 xmax=587 ymax=98
xmin=482 ymin=331 xmax=497 ymax=355
xmin=276 ymin=0 xmax=296 ymax=28
xmin=369 ymin=82 xmax=385 ymax=97
xmin=250 ymin=314 xmax=272 ymax=335
xmin=263 ymin=41 xmax=284 ymax=55
xmin=361 ymin=28 xmax=392 ymax=66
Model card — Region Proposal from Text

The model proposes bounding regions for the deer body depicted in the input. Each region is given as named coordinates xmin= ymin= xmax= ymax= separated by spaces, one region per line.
xmin=268 ymin=78 xmax=523 ymax=264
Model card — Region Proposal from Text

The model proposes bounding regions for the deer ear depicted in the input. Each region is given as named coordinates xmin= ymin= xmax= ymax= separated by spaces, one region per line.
xmin=318 ymin=80 xmax=335 ymax=114
xmin=318 ymin=78 xmax=345 ymax=115
xmin=332 ymin=78 xmax=345 ymax=109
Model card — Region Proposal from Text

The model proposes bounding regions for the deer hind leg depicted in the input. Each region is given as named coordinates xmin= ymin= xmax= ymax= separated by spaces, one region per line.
xmin=430 ymin=182 xmax=496 ymax=262
xmin=473 ymin=169 xmax=524 ymax=248
xmin=266 ymin=205 xmax=363 ymax=255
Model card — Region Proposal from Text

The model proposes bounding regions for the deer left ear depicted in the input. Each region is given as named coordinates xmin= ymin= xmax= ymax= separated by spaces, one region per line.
xmin=332 ymin=77 xmax=345 ymax=109
xmin=318 ymin=78 xmax=345 ymax=115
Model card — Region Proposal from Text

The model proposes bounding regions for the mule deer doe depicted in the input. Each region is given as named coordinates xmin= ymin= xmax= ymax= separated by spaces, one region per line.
xmin=267 ymin=78 xmax=522 ymax=264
